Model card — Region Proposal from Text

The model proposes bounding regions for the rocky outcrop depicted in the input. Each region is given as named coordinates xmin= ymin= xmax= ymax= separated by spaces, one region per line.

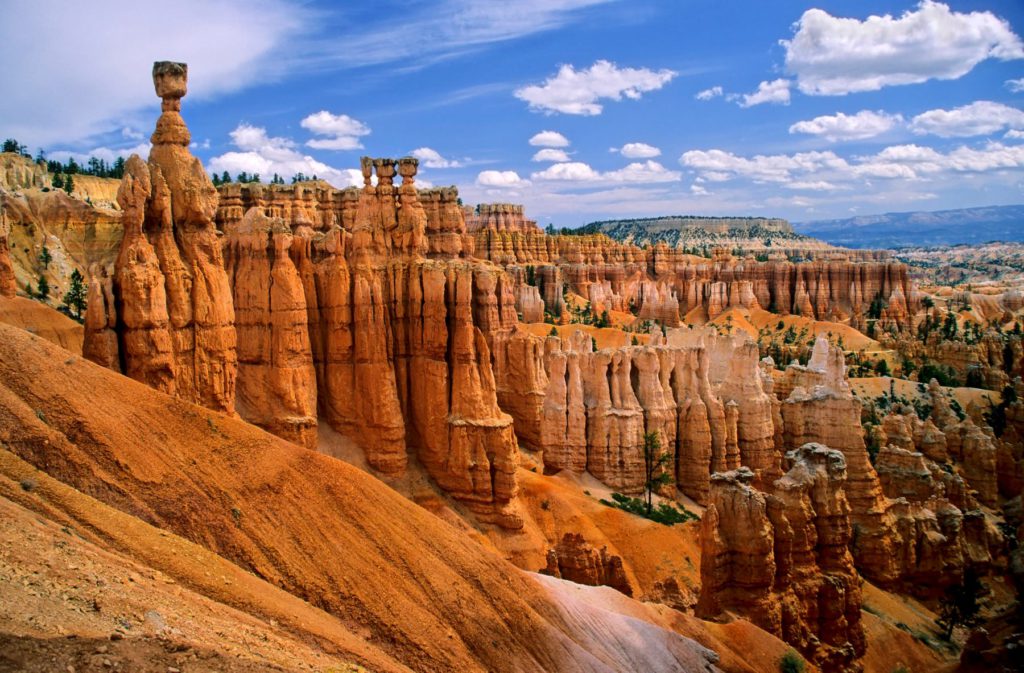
xmin=491 ymin=325 xmax=778 ymax=503
xmin=698 ymin=445 xmax=865 ymax=673
xmin=0 ymin=210 xmax=15 ymax=297
xmin=540 ymin=533 xmax=633 ymax=596
xmin=472 ymin=225 xmax=919 ymax=330
xmin=464 ymin=203 xmax=539 ymax=233
xmin=223 ymin=208 xmax=317 ymax=448
xmin=84 ymin=62 xmax=237 ymax=414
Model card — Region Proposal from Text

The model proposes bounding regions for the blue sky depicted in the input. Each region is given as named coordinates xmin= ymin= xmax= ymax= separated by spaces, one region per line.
xmin=4 ymin=0 xmax=1024 ymax=226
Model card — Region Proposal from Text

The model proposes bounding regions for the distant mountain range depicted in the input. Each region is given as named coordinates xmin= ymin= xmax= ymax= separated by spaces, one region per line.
xmin=794 ymin=205 xmax=1024 ymax=248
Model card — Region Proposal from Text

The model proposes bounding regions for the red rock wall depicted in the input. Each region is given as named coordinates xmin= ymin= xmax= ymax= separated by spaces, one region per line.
xmin=697 ymin=446 xmax=865 ymax=673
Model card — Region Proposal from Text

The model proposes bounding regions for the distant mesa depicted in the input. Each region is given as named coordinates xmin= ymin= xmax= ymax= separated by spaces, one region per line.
xmin=576 ymin=215 xmax=822 ymax=251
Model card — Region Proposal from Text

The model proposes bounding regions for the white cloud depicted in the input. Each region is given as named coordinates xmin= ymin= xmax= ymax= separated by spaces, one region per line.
xmin=1007 ymin=78 xmax=1024 ymax=93
xmin=514 ymin=60 xmax=676 ymax=115
xmin=315 ymin=1 xmax=613 ymax=71
xmin=410 ymin=147 xmax=462 ymax=168
xmin=532 ymin=148 xmax=571 ymax=162
xmin=476 ymin=170 xmax=530 ymax=188
xmin=784 ymin=180 xmax=840 ymax=191
xmin=529 ymin=130 xmax=570 ymax=147
xmin=618 ymin=142 xmax=661 ymax=159
xmin=739 ymin=79 xmax=791 ymax=107
xmin=695 ymin=86 xmax=723 ymax=101
xmin=531 ymin=160 xmax=680 ymax=183
xmin=789 ymin=110 xmax=902 ymax=141
xmin=300 ymin=111 xmax=371 ymax=151
xmin=121 ymin=127 xmax=144 ymax=140
xmin=909 ymin=101 xmax=1024 ymax=138
xmin=680 ymin=149 xmax=847 ymax=183
xmin=1006 ymin=129 xmax=1024 ymax=140
xmin=690 ymin=183 xmax=709 ymax=196
xmin=0 ymin=0 xmax=304 ymax=148
xmin=208 ymin=123 xmax=360 ymax=187
xmin=603 ymin=160 xmax=680 ymax=183
xmin=783 ymin=1 xmax=1024 ymax=96
xmin=680 ymin=141 xmax=1024 ymax=189
xmin=532 ymin=161 xmax=602 ymax=181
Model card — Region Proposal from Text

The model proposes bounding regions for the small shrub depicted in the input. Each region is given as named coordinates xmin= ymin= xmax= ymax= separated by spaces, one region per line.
xmin=599 ymin=492 xmax=699 ymax=526
xmin=891 ymin=666 xmax=910 ymax=673
xmin=20 ymin=478 xmax=36 ymax=492
xmin=539 ymin=499 xmax=550 ymax=511
xmin=779 ymin=649 xmax=805 ymax=673
xmin=230 ymin=506 xmax=243 ymax=526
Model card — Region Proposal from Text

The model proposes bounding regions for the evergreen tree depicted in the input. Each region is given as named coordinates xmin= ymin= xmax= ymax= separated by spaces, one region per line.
xmin=2 ymin=138 xmax=20 ymax=153
xmin=61 ymin=269 xmax=88 ymax=322
xmin=63 ymin=173 xmax=74 ymax=195
xmin=211 ymin=172 xmax=221 ymax=186
xmin=36 ymin=274 xmax=50 ymax=301
xmin=38 ymin=246 xmax=52 ymax=270
xmin=220 ymin=171 xmax=231 ymax=184
xmin=936 ymin=568 xmax=985 ymax=640
xmin=642 ymin=431 xmax=672 ymax=515
xmin=52 ymin=173 xmax=64 ymax=189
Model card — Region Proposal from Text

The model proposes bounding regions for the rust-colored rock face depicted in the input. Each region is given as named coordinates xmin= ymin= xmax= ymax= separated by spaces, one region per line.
xmin=473 ymin=227 xmax=918 ymax=331
xmin=698 ymin=446 xmax=865 ymax=673
xmin=492 ymin=325 xmax=777 ymax=502
xmin=540 ymin=532 xmax=633 ymax=596
xmin=0 ymin=211 xmax=15 ymax=297
xmin=464 ymin=203 xmax=539 ymax=233
xmin=83 ymin=62 xmax=237 ymax=414
xmin=81 ymin=65 xmax=523 ymax=527
xmin=223 ymin=208 xmax=317 ymax=448
xmin=217 ymin=158 xmax=521 ymax=526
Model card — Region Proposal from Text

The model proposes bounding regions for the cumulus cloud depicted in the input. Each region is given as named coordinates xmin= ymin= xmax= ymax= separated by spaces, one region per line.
xmin=208 ymin=123 xmax=360 ymax=187
xmin=680 ymin=141 xmax=1024 ymax=188
xmin=1006 ymin=129 xmax=1024 ymax=140
xmin=529 ymin=130 xmax=570 ymax=147
xmin=909 ymin=101 xmax=1024 ymax=138
xmin=738 ymin=79 xmax=791 ymax=107
xmin=514 ymin=60 xmax=676 ymax=115
xmin=410 ymin=147 xmax=462 ymax=168
xmin=1008 ymin=78 xmax=1024 ymax=93
xmin=680 ymin=148 xmax=847 ymax=183
xmin=690 ymin=183 xmax=709 ymax=196
xmin=0 ymin=0 xmax=304 ymax=148
xmin=301 ymin=111 xmax=371 ymax=150
xmin=477 ymin=170 xmax=530 ymax=188
xmin=603 ymin=160 xmax=681 ymax=182
xmin=695 ymin=86 xmax=723 ymax=101
xmin=782 ymin=1 xmax=1024 ymax=96
xmin=616 ymin=142 xmax=661 ymax=158
xmin=531 ymin=159 xmax=680 ymax=183
xmin=532 ymin=148 xmax=571 ymax=162
xmin=789 ymin=110 xmax=902 ymax=141
xmin=784 ymin=180 xmax=840 ymax=191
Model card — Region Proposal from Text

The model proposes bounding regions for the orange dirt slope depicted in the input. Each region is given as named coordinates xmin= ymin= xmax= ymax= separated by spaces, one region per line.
xmin=0 ymin=321 xmax=723 ymax=673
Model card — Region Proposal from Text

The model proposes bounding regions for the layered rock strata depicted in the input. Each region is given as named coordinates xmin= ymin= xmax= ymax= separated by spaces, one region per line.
xmin=540 ymin=533 xmax=633 ymax=596
xmin=0 ymin=210 xmax=15 ymax=297
xmin=464 ymin=203 xmax=539 ymax=233
xmin=697 ymin=446 xmax=865 ymax=673
xmin=492 ymin=325 xmax=777 ymax=503
xmin=85 ymin=63 xmax=522 ymax=528
xmin=472 ymin=229 xmax=917 ymax=330
xmin=84 ymin=62 xmax=237 ymax=413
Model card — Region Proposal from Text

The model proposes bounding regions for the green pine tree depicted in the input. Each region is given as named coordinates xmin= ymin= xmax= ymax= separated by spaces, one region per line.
xmin=36 ymin=274 xmax=50 ymax=301
xmin=61 ymin=269 xmax=88 ymax=322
